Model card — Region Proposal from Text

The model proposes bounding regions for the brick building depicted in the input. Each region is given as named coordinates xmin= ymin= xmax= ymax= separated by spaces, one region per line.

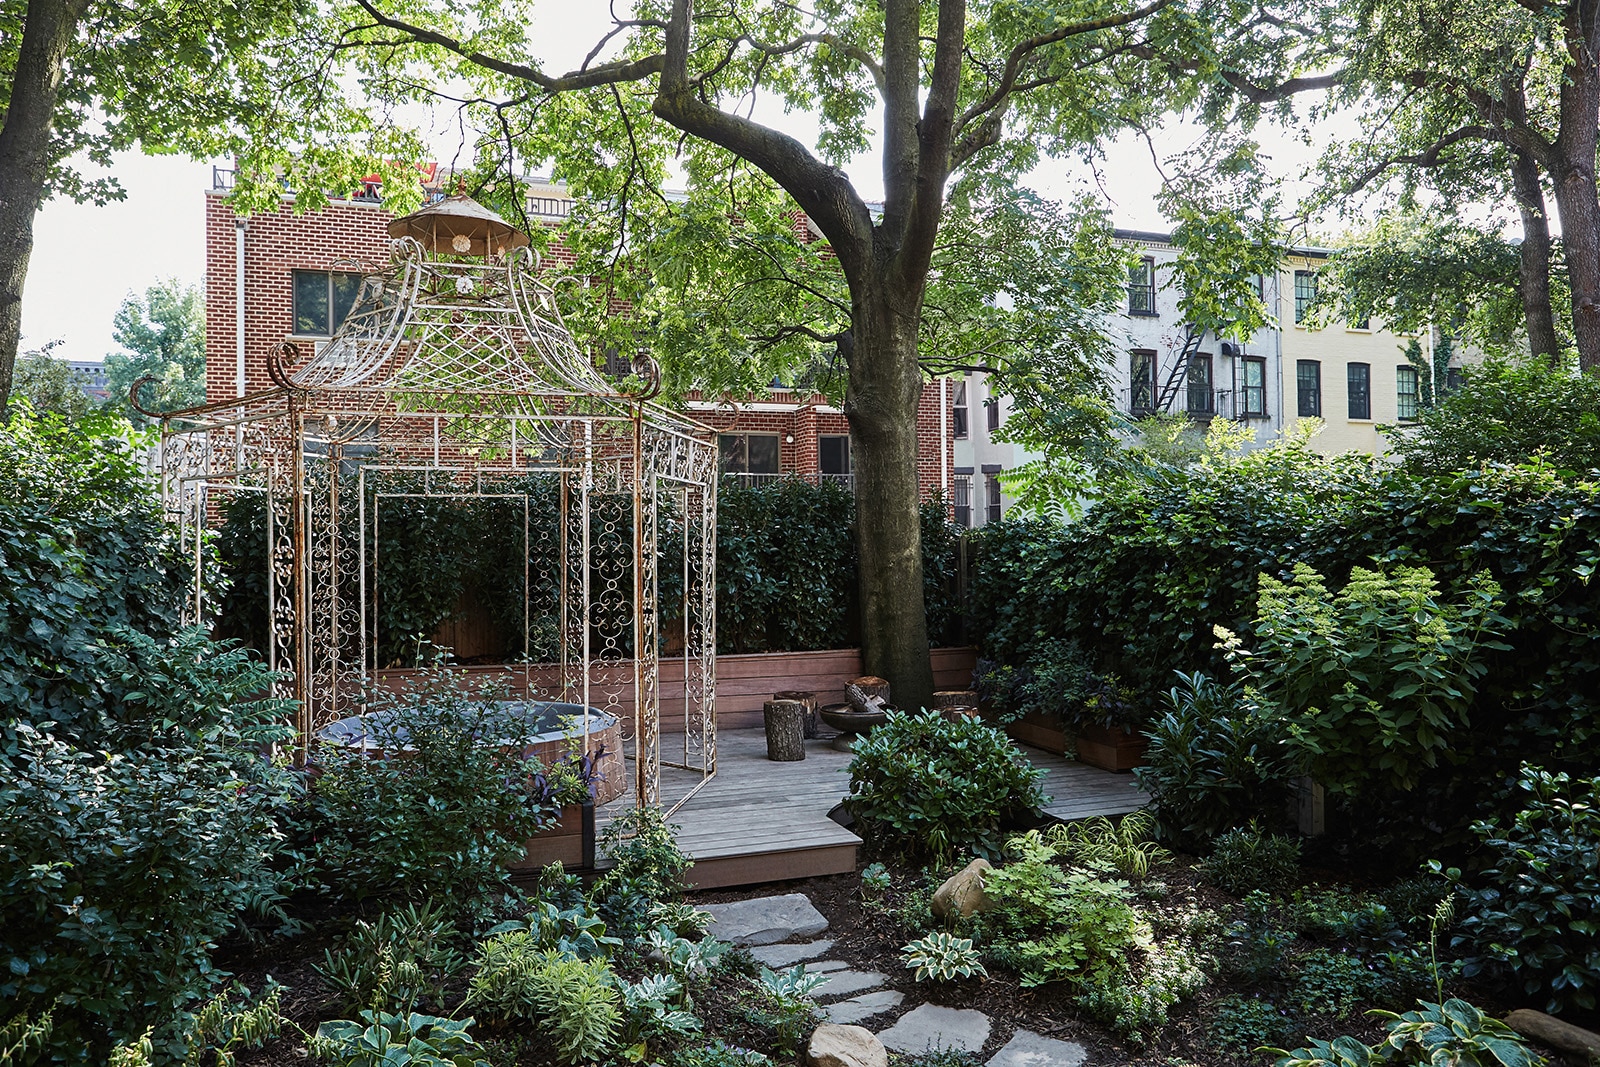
xmin=202 ymin=172 xmax=957 ymax=501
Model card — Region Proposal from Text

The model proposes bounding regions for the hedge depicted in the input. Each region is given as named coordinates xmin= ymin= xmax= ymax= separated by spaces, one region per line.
xmin=970 ymin=443 xmax=1600 ymax=857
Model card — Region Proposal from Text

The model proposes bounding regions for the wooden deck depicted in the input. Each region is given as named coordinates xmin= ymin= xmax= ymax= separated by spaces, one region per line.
xmin=596 ymin=727 xmax=1148 ymax=890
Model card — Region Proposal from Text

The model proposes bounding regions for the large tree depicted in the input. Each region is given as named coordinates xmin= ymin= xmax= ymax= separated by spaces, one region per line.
xmin=101 ymin=279 xmax=205 ymax=423
xmin=1309 ymin=0 xmax=1600 ymax=367
xmin=309 ymin=0 xmax=1315 ymax=704
xmin=0 ymin=0 xmax=424 ymax=414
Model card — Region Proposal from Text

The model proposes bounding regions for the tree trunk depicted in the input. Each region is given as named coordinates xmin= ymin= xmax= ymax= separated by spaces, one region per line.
xmin=1552 ymin=156 xmax=1600 ymax=374
xmin=0 ymin=0 xmax=88 ymax=413
xmin=846 ymin=285 xmax=935 ymax=712
xmin=1511 ymin=150 xmax=1562 ymax=362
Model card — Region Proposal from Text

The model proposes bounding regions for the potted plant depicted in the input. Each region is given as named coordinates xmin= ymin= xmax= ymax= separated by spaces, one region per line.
xmin=974 ymin=639 xmax=1148 ymax=772
xmin=507 ymin=742 xmax=606 ymax=871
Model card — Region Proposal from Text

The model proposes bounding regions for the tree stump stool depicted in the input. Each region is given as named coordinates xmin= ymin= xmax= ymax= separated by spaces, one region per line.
xmin=932 ymin=689 xmax=980 ymax=721
xmin=763 ymin=699 xmax=807 ymax=761
xmin=774 ymin=689 xmax=820 ymax=739
xmin=849 ymin=676 xmax=891 ymax=706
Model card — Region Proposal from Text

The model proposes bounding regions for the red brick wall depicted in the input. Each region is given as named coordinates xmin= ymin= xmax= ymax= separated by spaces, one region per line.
xmin=204 ymin=192 xmax=957 ymax=500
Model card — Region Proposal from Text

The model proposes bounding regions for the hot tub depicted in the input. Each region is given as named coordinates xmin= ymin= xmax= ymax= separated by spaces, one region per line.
xmin=317 ymin=700 xmax=627 ymax=805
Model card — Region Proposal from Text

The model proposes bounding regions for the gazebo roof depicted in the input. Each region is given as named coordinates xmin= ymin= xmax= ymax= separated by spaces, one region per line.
xmin=387 ymin=194 xmax=531 ymax=257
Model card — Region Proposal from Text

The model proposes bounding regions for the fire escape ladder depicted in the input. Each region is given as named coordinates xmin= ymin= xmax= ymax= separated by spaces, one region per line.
xmin=1156 ymin=326 xmax=1204 ymax=413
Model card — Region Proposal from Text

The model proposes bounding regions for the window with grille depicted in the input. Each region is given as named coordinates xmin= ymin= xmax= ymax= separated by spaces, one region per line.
xmin=1130 ymin=350 xmax=1156 ymax=413
xmin=1294 ymin=270 xmax=1318 ymax=324
xmin=1128 ymin=257 xmax=1157 ymax=315
xmin=1242 ymin=357 xmax=1267 ymax=417
xmin=1187 ymin=354 xmax=1214 ymax=414
xmin=1297 ymin=360 xmax=1321 ymax=417
xmin=984 ymin=473 xmax=1002 ymax=524
xmin=293 ymin=270 xmax=363 ymax=336
xmin=819 ymin=435 xmax=850 ymax=478
xmin=1396 ymin=365 xmax=1420 ymax=420
xmin=1348 ymin=363 xmax=1371 ymax=419
xmin=953 ymin=476 xmax=971 ymax=528
xmin=718 ymin=433 xmax=780 ymax=475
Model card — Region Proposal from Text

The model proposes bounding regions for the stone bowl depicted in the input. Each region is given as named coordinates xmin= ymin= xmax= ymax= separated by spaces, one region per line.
xmin=820 ymin=702 xmax=893 ymax=751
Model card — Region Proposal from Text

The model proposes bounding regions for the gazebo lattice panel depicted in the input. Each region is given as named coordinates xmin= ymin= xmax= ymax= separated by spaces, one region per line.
xmin=146 ymin=196 xmax=719 ymax=811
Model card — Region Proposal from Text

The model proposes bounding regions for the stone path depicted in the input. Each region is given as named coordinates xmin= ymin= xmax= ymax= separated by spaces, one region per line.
xmin=699 ymin=892 xmax=1089 ymax=1066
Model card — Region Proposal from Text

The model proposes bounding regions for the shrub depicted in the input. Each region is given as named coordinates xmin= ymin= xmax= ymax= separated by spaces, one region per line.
xmin=466 ymin=935 xmax=621 ymax=1062
xmin=1208 ymin=995 xmax=1299 ymax=1055
xmin=593 ymin=806 xmax=693 ymax=941
xmin=978 ymin=835 xmax=1146 ymax=988
xmin=1074 ymin=941 xmax=1207 ymax=1047
xmin=314 ymin=902 xmax=466 ymax=1014
xmin=972 ymin=637 xmax=1139 ymax=731
xmin=292 ymin=675 xmax=570 ymax=910
xmin=1448 ymin=764 xmax=1600 ymax=1014
xmin=1225 ymin=563 xmax=1509 ymax=797
xmin=901 ymin=933 xmax=988 ymax=982
xmin=1202 ymin=826 xmax=1301 ymax=897
xmin=0 ymin=638 xmax=294 ymax=1060
xmin=1220 ymin=891 xmax=1296 ymax=984
xmin=844 ymin=711 xmax=1047 ymax=862
xmin=0 ymin=408 xmax=187 ymax=744
xmin=1134 ymin=672 xmax=1296 ymax=843
xmin=1292 ymin=948 xmax=1398 ymax=1018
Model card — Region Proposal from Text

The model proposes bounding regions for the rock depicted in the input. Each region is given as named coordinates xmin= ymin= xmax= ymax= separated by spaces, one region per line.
xmin=807 ymin=1023 xmax=887 ymax=1067
xmin=812 ymin=969 xmax=890 ymax=1000
xmin=751 ymin=939 xmax=835 ymax=967
xmin=824 ymin=990 xmax=905 ymax=1026
xmin=1504 ymin=1008 xmax=1600 ymax=1057
xmin=697 ymin=893 xmax=829 ymax=946
xmin=986 ymin=1029 xmax=1089 ymax=1067
xmin=932 ymin=858 xmax=994 ymax=919
xmin=803 ymin=959 xmax=851 ymax=974
xmin=878 ymin=1004 xmax=991 ymax=1053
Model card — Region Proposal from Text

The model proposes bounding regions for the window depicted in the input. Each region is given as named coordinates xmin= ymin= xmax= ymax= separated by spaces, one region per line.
xmin=819 ymin=435 xmax=851 ymax=479
xmin=953 ymin=476 xmax=972 ymax=528
xmin=1296 ymin=360 xmax=1322 ymax=417
xmin=718 ymin=433 xmax=780 ymax=478
xmin=1350 ymin=314 xmax=1371 ymax=331
xmin=1347 ymin=363 xmax=1371 ymax=420
xmin=1293 ymin=270 xmax=1317 ymax=325
xmin=293 ymin=269 xmax=363 ymax=336
xmin=1242 ymin=357 xmax=1267 ymax=417
xmin=1128 ymin=257 xmax=1157 ymax=315
xmin=1446 ymin=367 xmax=1466 ymax=393
xmin=1396 ymin=365 xmax=1420 ymax=420
xmin=1130 ymin=350 xmax=1157 ymax=414
xmin=985 ymin=396 xmax=1000 ymax=432
xmin=984 ymin=473 xmax=1003 ymax=524
xmin=1187 ymin=353 xmax=1214 ymax=414
xmin=952 ymin=380 xmax=969 ymax=439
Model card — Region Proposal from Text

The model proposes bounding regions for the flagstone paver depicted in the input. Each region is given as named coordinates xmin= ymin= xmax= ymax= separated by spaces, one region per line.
xmin=750 ymin=939 xmax=835 ymax=967
xmin=824 ymin=990 xmax=906 ymax=1026
xmin=986 ymin=1029 xmax=1089 ymax=1067
xmin=877 ymin=1004 xmax=991 ymax=1053
xmin=697 ymin=892 xmax=829 ymax=945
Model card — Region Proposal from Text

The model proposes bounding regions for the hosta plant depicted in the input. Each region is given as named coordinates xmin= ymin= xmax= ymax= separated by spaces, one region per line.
xmin=311 ymin=1011 xmax=490 ymax=1067
xmin=1267 ymin=999 xmax=1543 ymax=1067
xmin=901 ymin=933 xmax=988 ymax=982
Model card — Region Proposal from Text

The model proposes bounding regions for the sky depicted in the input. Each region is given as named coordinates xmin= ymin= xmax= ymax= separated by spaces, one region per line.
xmin=20 ymin=9 xmax=1335 ymax=363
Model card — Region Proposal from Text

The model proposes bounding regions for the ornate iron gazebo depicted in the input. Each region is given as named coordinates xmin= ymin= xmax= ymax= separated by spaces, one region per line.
xmin=144 ymin=194 xmax=720 ymax=811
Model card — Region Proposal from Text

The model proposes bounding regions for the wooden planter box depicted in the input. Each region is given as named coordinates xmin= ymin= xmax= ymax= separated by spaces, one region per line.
xmin=506 ymin=801 xmax=595 ymax=871
xmin=999 ymin=712 xmax=1148 ymax=773
xmin=1003 ymin=710 xmax=1070 ymax=754
xmin=1074 ymin=723 xmax=1149 ymax=774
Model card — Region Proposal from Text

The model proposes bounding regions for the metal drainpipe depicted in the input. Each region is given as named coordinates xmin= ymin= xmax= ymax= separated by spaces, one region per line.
xmin=939 ymin=377 xmax=949 ymax=501
xmin=1274 ymin=271 xmax=1286 ymax=436
xmin=235 ymin=219 xmax=248 ymax=398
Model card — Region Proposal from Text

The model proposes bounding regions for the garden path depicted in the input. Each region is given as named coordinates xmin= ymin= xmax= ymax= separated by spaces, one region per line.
xmin=596 ymin=729 xmax=1147 ymax=890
